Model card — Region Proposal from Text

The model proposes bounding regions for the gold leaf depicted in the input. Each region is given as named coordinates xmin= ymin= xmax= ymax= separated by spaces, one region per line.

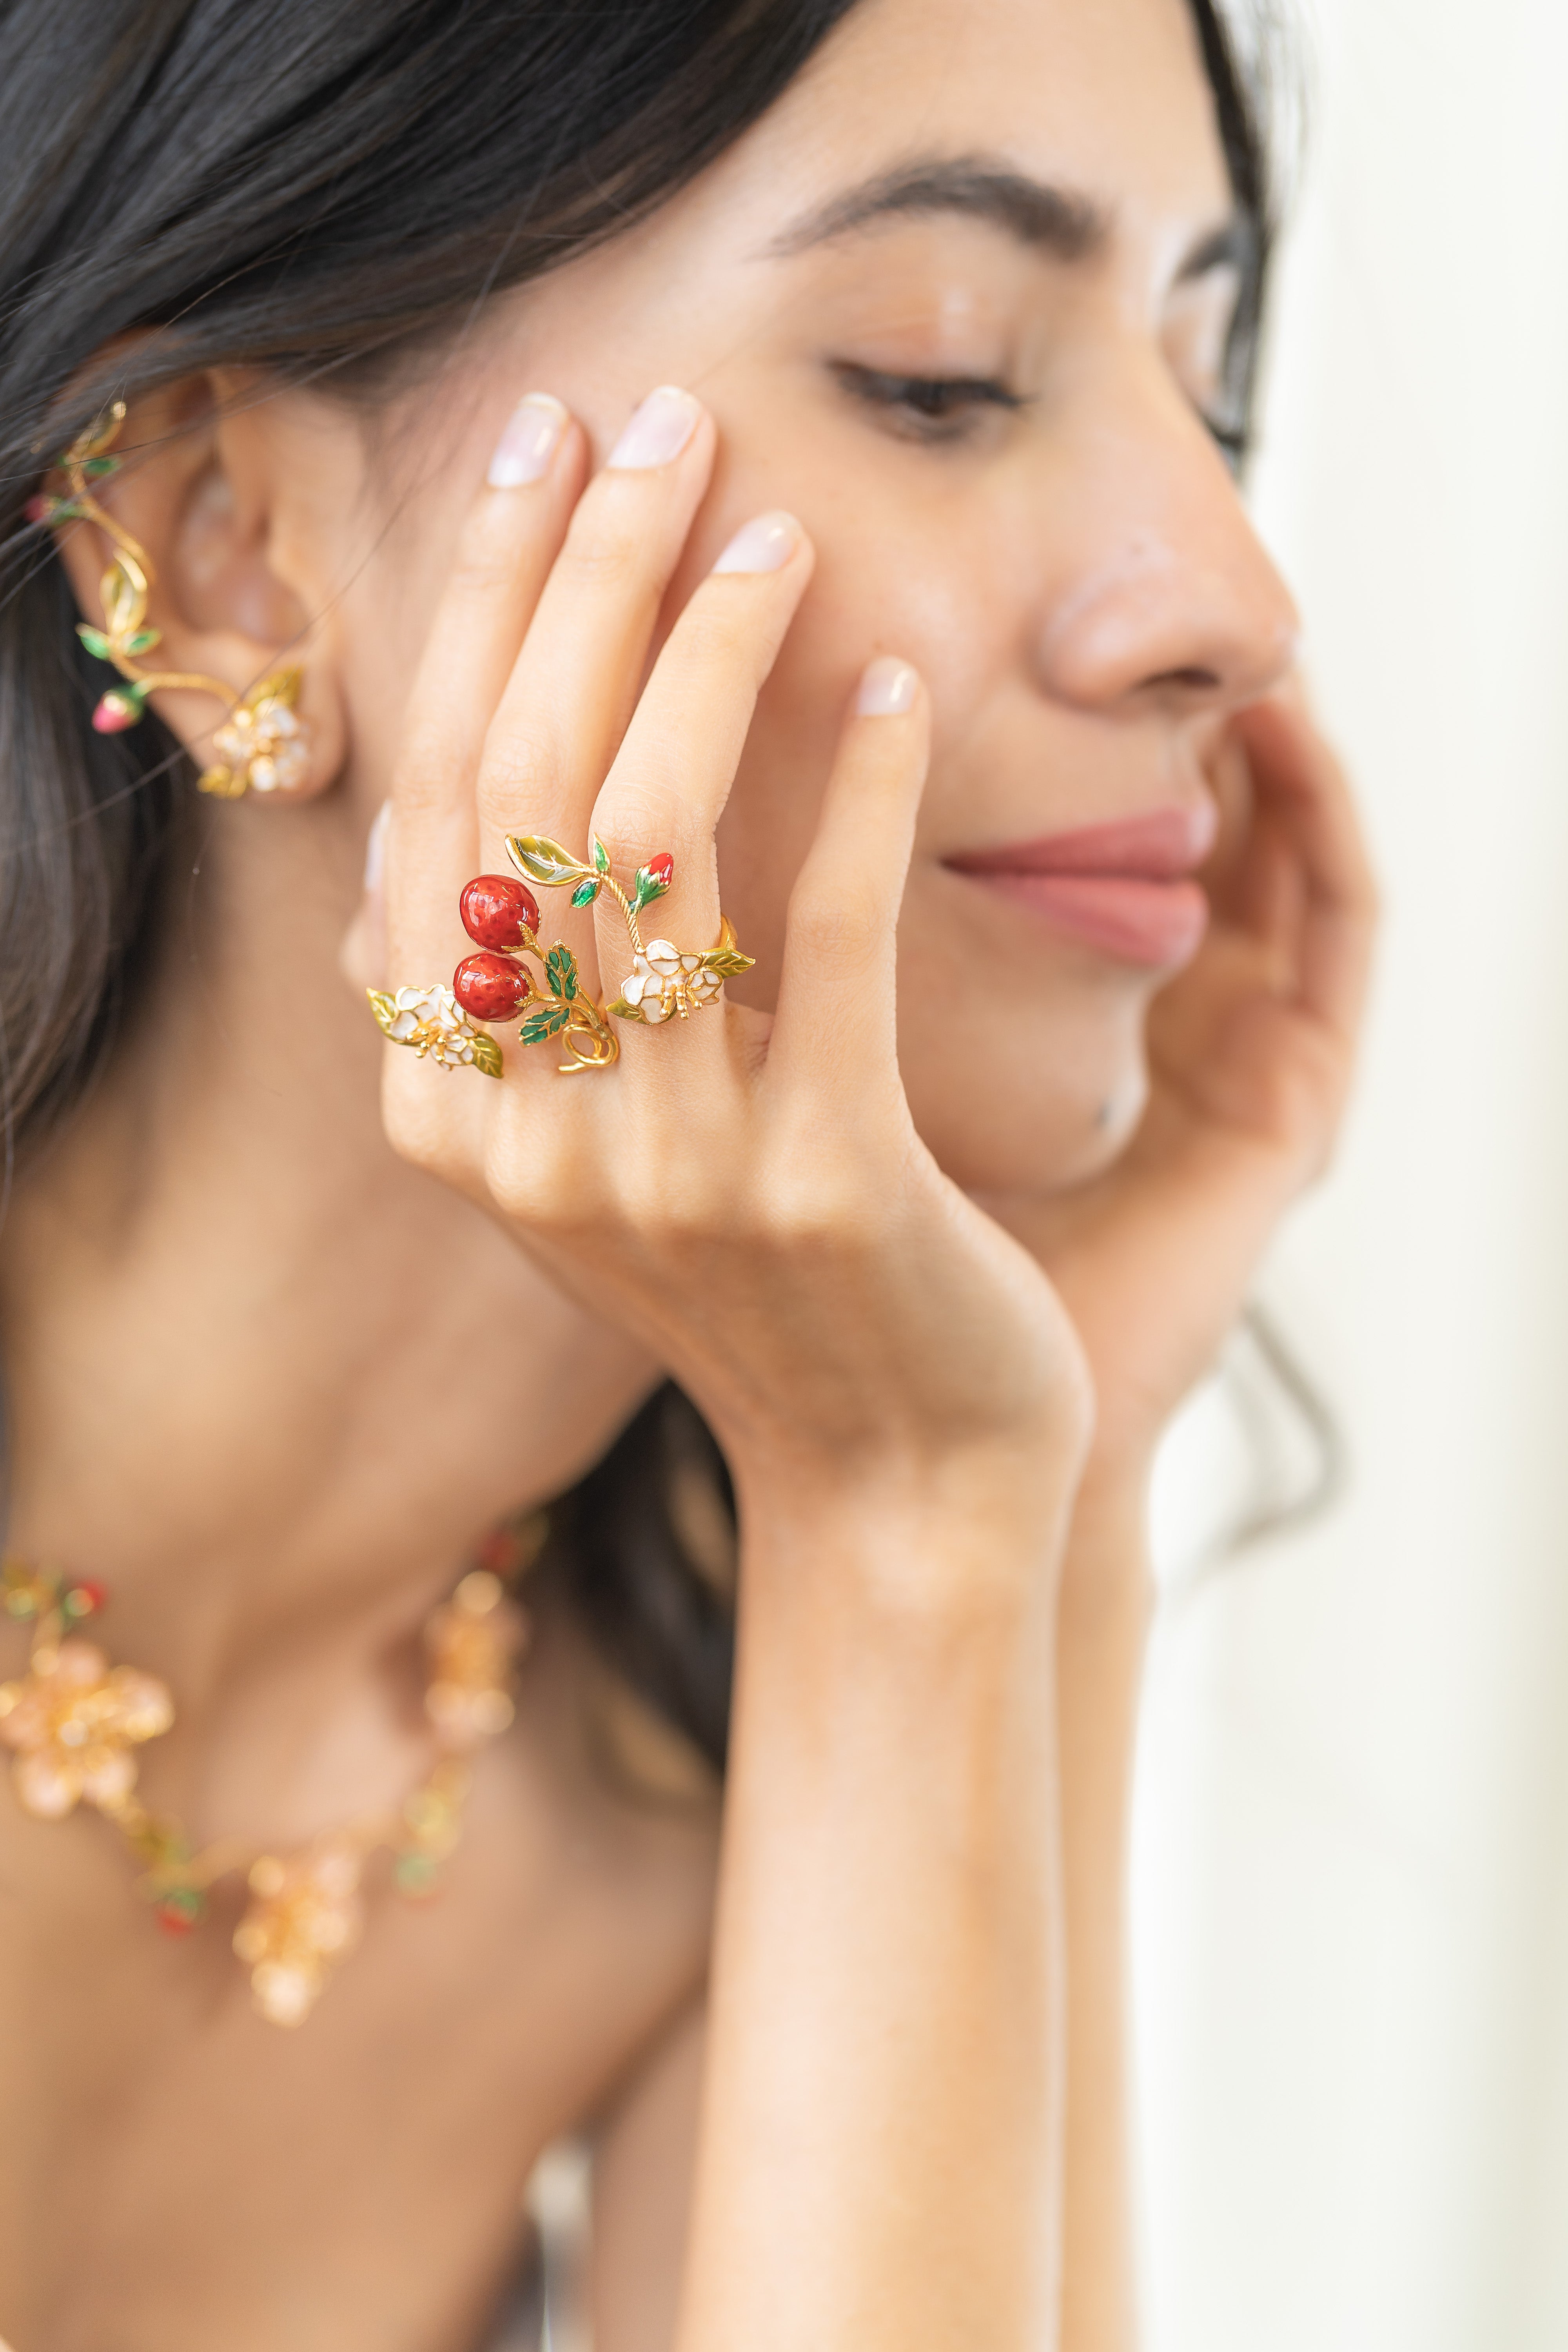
xmin=196 ymin=764 xmax=243 ymax=799
xmin=700 ymin=949 xmax=755 ymax=978
xmin=366 ymin=990 xmax=399 ymax=1036
xmin=248 ymin=666 xmax=301 ymax=713
xmin=74 ymin=401 xmax=127 ymax=462
xmin=506 ymin=834 xmax=588 ymax=889
xmin=100 ymin=559 xmax=140 ymax=638
xmin=606 ymin=996 xmax=647 ymax=1022
xmin=471 ymin=1032 xmax=505 ymax=1080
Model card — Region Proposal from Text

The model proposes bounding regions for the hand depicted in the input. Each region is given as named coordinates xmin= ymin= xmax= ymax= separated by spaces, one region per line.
xmin=376 ymin=391 xmax=1090 ymax=1561
xmin=982 ymin=682 xmax=1377 ymax=1485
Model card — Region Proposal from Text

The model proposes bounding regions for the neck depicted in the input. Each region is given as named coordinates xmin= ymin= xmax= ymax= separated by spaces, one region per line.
xmin=0 ymin=795 xmax=655 ymax=1715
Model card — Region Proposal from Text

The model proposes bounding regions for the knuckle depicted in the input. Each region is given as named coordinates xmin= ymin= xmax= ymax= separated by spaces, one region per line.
xmin=665 ymin=597 xmax=757 ymax=679
xmin=788 ymin=882 xmax=884 ymax=965
xmin=594 ymin=780 xmax=684 ymax=861
xmin=446 ymin=528 xmax=526 ymax=606
xmin=475 ymin=732 xmax=555 ymax=824
xmin=554 ymin=514 xmax=644 ymax=595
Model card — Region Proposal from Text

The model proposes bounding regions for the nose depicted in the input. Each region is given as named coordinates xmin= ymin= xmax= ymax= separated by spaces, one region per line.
xmin=1030 ymin=352 xmax=1299 ymax=715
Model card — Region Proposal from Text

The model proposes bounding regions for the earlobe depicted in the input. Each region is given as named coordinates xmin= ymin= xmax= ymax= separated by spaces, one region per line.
xmin=45 ymin=390 xmax=345 ymax=802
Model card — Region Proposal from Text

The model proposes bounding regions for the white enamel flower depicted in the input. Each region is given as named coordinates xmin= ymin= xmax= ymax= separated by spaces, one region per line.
xmin=212 ymin=693 xmax=309 ymax=794
xmin=383 ymin=985 xmax=486 ymax=1067
xmin=617 ymin=941 xmax=723 ymax=1024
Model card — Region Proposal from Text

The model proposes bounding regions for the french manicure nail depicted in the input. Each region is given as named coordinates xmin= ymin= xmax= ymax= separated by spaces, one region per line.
xmin=607 ymin=386 xmax=700 ymax=471
xmin=363 ymin=799 xmax=390 ymax=893
xmin=856 ymin=656 xmax=918 ymax=717
xmin=487 ymin=394 xmax=568 ymax=488
xmin=712 ymin=511 xmax=800 ymax=575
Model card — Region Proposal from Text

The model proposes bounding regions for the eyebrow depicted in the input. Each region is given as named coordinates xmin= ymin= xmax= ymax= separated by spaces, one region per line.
xmin=768 ymin=153 xmax=1250 ymax=286
xmin=769 ymin=157 xmax=1109 ymax=264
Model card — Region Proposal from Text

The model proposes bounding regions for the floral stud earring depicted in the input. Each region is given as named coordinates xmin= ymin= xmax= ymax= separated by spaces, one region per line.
xmin=35 ymin=400 xmax=315 ymax=799
xmin=199 ymin=670 xmax=309 ymax=797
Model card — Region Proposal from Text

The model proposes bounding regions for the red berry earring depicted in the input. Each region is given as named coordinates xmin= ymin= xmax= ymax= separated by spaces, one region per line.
xmin=31 ymin=401 xmax=313 ymax=797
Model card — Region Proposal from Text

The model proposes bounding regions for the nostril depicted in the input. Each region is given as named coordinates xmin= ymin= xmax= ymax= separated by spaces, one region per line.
xmin=1146 ymin=664 xmax=1222 ymax=692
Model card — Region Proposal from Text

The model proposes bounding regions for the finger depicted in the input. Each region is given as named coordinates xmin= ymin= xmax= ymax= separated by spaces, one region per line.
xmin=1233 ymin=684 xmax=1379 ymax=1042
xmin=1235 ymin=804 xmax=1305 ymax=980
xmin=474 ymin=387 xmax=716 ymax=902
xmin=769 ymin=657 xmax=930 ymax=1093
xmin=387 ymin=393 xmax=584 ymax=985
xmin=587 ymin=511 xmax=813 ymax=1022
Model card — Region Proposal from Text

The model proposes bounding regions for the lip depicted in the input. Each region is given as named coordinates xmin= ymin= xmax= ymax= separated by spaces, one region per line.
xmin=944 ymin=803 xmax=1216 ymax=968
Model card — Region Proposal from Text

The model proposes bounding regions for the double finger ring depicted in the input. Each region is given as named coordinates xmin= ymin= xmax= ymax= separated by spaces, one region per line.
xmin=369 ymin=834 xmax=753 ymax=1077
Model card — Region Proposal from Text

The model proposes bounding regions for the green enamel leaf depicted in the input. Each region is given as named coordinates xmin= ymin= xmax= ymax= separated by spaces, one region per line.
xmin=471 ymin=1032 xmax=505 ymax=1080
xmin=520 ymin=1003 xmax=570 ymax=1045
xmin=126 ymin=627 xmax=162 ymax=655
xmin=606 ymin=996 xmax=647 ymax=1023
xmin=701 ymin=947 xmax=755 ymax=978
xmin=592 ymin=835 xmax=610 ymax=874
xmin=75 ymin=624 xmax=112 ymax=661
xmin=506 ymin=834 xmax=588 ymax=889
xmin=82 ymin=455 xmax=120 ymax=479
xmin=545 ymin=944 xmax=579 ymax=1001
xmin=569 ymin=877 xmax=599 ymax=909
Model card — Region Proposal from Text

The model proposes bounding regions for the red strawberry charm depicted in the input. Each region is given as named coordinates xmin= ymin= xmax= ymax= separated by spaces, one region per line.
xmin=647 ymin=853 xmax=673 ymax=891
xmin=453 ymin=954 xmax=532 ymax=1022
xmin=460 ymin=875 xmax=540 ymax=951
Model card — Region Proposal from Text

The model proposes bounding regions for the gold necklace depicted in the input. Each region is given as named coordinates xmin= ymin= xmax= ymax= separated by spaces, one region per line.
xmin=0 ymin=1529 xmax=536 ymax=2026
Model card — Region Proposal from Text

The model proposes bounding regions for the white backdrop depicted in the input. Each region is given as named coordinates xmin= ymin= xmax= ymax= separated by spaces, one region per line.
xmin=1133 ymin=3 xmax=1568 ymax=2345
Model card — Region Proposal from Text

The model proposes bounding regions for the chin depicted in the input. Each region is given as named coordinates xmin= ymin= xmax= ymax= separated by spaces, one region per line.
xmin=900 ymin=991 xmax=1152 ymax=1198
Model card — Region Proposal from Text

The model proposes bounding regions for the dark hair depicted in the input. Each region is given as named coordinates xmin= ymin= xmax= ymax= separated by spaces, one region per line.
xmin=0 ymin=0 xmax=1278 ymax=1773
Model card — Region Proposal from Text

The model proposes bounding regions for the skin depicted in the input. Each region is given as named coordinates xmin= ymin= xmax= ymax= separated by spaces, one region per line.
xmin=0 ymin=0 xmax=1375 ymax=2347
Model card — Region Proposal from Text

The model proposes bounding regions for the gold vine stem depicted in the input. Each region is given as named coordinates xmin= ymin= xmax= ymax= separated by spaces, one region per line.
xmin=62 ymin=404 xmax=236 ymax=708
xmin=595 ymin=871 xmax=648 ymax=958
xmin=509 ymin=928 xmax=619 ymax=1073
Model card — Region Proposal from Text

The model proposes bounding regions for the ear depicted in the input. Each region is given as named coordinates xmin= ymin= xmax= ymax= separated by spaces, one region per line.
xmin=51 ymin=376 xmax=347 ymax=800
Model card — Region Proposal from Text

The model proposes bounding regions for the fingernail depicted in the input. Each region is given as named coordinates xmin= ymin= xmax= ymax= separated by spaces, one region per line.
xmin=487 ymin=394 xmax=569 ymax=488
xmin=363 ymin=799 xmax=390 ymax=893
xmin=607 ymin=386 xmax=700 ymax=471
xmin=712 ymin=511 xmax=800 ymax=575
xmin=856 ymin=656 xmax=918 ymax=717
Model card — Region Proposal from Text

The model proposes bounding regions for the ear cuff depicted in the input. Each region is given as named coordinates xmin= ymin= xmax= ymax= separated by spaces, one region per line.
xmin=32 ymin=400 xmax=314 ymax=799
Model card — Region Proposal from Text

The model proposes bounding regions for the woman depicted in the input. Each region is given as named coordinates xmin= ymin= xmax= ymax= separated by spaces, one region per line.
xmin=0 ymin=0 xmax=1374 ymax=2345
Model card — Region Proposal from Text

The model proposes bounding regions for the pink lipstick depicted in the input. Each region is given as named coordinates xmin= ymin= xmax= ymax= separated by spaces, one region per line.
xmin=945 ymin=804 xmax=1216 ymax=968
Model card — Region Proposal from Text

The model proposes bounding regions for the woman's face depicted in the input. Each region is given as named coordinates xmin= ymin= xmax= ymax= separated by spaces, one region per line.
xmin=343 ymin=0 xmax=1297 ymax=1194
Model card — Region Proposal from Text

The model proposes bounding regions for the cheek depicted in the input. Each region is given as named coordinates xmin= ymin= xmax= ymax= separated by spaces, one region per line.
xmin=714 ymin=490 xmax=1013 ymax=994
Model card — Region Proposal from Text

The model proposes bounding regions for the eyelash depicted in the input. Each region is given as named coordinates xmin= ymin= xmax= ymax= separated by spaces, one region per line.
xmin=830 ymin=361 xmax=1027 ymax=442
xmin=833 ymin=358 xmax=1252 ymax=470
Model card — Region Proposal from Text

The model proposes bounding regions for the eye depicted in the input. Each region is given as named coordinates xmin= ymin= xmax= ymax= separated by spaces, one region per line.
xmin=1203 ymin=414 xmax=1251 ymax=472
xmin=830 ymin=361 xmax=1028 ymax=444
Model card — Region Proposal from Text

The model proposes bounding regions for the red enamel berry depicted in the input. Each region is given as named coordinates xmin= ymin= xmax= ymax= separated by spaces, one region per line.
xmin=647 ymin=853 xmax=673 ymax=890
xmin=453 ymin=953 xmax=532 ymax=1022
xmin=92 ymin=689 xmax=143 ymax=734
xmin=154 ymin=1889 xmax=205 ymax=1936
xmin=62 ymin=1579 xmax=107 ymax=1619
xmin=460 ymin=874 xmax=539 ymax=950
